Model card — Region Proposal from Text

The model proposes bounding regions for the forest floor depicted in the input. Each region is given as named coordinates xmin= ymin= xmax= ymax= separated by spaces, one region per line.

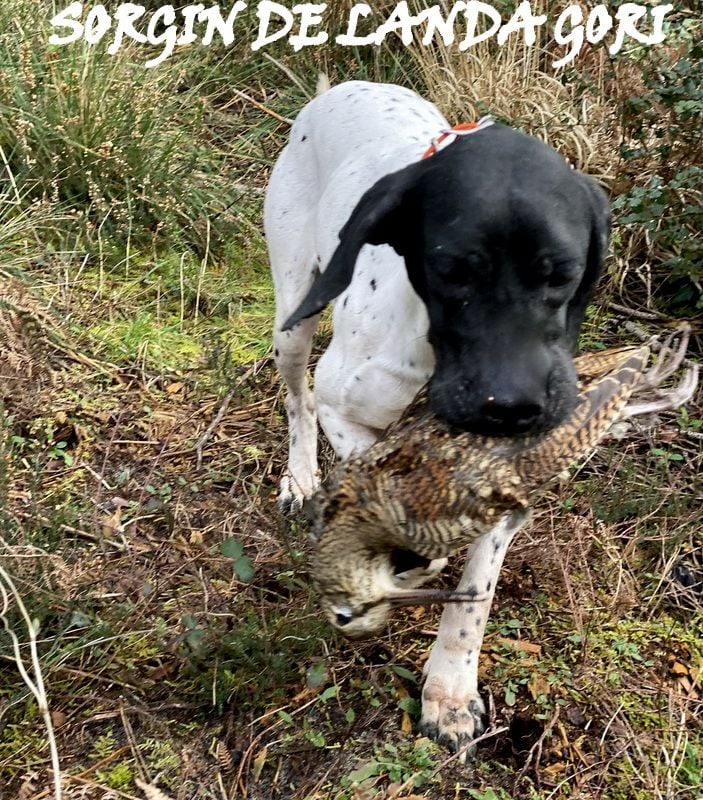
xmin=1 ymin=202 xmax=701 ymax=799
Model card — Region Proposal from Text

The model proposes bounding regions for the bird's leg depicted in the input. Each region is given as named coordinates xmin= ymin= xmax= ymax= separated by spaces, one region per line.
xmin=624 ymin=364 xmax=699 ymax=417
xmin=640 ymin=327 xmax=690 ymax=387
xmin=624 ymin=327 xmax=699 ymax=417
xmin=419 ymin=510 xmax=530 ymax=759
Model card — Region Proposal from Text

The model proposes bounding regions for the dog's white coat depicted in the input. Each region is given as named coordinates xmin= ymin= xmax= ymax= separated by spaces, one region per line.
xmin=265 ymin=81 xmax=527 ymax=750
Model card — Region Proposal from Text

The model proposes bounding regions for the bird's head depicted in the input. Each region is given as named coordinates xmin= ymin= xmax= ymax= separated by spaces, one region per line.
xmin=316 ymin=546 xmax=447 ymax=639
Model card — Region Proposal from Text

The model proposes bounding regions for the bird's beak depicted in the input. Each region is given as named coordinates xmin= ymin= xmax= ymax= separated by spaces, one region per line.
xmin=386 ymin=588 xmax=490 ymax=607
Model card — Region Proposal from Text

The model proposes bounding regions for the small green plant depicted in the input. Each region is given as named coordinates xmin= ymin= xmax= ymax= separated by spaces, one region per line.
xmin=139 ymin=738 xmax=180 ymax=781
xmin=678 ymin=742 xmax=702 ymax=788
xmin=220 ymin=538 xmax=255 ymax=582
xmin=469 ymin=789 xmax=513 ymax=800
xmin=344 ymin=739 xmax=440 ymax=789
xmin=95 ymin=761 xmax=133 ymax=790
xmin=504 ymin=680 xmax=519 ymax=707
xmin=46 ymin=439 xmax=73 ymax=466
xmin=651 ymin=446 xmax=685 ymax=464
xmin=89 ymin=731 xmax=118 ymax=761
xmin=677 ymin=407 xmax=703 ymax=432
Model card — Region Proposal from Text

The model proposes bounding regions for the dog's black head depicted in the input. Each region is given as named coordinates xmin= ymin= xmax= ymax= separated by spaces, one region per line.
xmin=282 ymin=124 xmax=610 ymax=436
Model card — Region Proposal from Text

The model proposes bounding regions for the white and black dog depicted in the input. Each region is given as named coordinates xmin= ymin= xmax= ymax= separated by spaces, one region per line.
xmin=265 ymin=80 xmax=609 ymax=752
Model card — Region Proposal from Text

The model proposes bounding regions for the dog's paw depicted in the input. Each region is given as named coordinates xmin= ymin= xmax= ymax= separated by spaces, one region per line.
xmin=278 ymin=471 xmax=319 ymax=514
xmin=419 ymin=676 xmax=486 ymax=759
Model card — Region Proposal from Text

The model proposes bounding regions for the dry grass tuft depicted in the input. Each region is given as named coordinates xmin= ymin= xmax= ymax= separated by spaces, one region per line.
xmin=0 ymin=278 xmax=57 ymax=404
xmin=412 ymin=38 xmax=617 ymax=181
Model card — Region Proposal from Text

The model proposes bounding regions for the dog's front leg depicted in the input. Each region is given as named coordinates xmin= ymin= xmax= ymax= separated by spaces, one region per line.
xmin=274 ymin=314 xmax=322 ymax=512
xmin=419 ymin=510 xmax=530 ymax=756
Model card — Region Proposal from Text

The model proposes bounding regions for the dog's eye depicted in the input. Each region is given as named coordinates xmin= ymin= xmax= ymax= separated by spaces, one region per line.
xmin=547 ymin=271 xmax=573 ymax=289
xmin=435 ymin=252 xmax=487 ymax=286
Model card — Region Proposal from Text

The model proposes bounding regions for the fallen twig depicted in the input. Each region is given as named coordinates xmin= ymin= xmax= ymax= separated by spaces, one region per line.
xmin=195 ymin=363 xmax=259 ymax=470
xmin=0 ymin=565 xmax=62 ymax=800
xmin=229 ymin=87 xmax=293 ymax=125
xmin=513 ymin=705 xmax=561 ymax=792
xmin=432 ymin=724 xmax=510 ymax=771
xmin=195 ymin=389 xmax=235 ymax=471
xmin=608 ymin=301 xmax=665 ymax=321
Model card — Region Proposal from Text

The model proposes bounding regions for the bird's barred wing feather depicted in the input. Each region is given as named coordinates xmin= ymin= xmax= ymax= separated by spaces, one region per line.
xmin=311 ymin=337 xmax=696 ymax=623
xmin=513 ymin=346 xmax=650 ymax=484
xmin=314 ymin=339 xmax=694 ymax=568
xmin=572 ymin=345 xmax=645 ymax=382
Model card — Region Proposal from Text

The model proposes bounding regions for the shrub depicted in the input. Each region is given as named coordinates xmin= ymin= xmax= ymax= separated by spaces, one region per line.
xmin=0 ymin=0 xmax=236 ymax=258
xmin=613 ymin=22 xmax=703 ymax=312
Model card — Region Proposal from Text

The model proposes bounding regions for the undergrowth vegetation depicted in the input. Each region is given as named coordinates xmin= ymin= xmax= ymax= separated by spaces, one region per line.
xmin=0 ymin=1 xmax=701 ymax=798
xmin=0 ymin=0 xmax=240 ymax=257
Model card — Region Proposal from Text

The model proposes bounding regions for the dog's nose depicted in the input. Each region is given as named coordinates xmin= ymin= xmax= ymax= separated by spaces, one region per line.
xmin=478 ymin=395 xmax=544 ymax=433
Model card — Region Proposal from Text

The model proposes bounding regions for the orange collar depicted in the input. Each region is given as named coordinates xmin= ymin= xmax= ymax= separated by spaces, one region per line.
xmin=422 ymin=118 xmax=494 ymax=160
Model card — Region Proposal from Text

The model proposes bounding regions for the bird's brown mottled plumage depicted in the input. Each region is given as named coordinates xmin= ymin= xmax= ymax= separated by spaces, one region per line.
xmin=311 ymin=346 xmax=652 ymax=631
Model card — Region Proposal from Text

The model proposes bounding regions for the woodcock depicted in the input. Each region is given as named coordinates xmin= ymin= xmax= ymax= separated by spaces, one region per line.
xmin=311 ymin=336 xmax=698 ymax=638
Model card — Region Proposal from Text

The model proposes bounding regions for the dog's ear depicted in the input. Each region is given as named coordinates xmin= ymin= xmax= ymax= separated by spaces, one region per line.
xmin=281 ymin=163 xmax=420 ymax=331
xmin=566 ymin=177 xmax=610 ymax=347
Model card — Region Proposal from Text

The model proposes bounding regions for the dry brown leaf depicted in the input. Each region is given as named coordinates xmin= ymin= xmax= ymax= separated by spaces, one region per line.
xmin=495 ymin=635 xmax=542 ymax=654
xmin=102 ymin=507 xmax=123 ymax=535
xmin=215 ymin=740 xmax=234 ymax=774
xmin=252 ymin=745 xmax=268 ymax=781
xmin=387 ymin=778 xmax=431 ymax=799
xmin=150 ymin=663 xmax=177 ymax=681
xmin=394 ymin=683 xmax=413 ymax=734
xmin=135 ymin=778 xmax=175 ymax=800
xmin=542 ymin=761 xmax=568 ymax=778
xmin=670 ymin=660 xmax=689 ymax=677
xmin=50 ymin=709 xmax=67 ymax=728
xmin=291 ymin=687 xmax=315 ymax=703
xmin=527 ymin=674 xmax=550 ymax=700
xmin=166 ymin=381 xmax=184 ymax=394
xmin=351 ymin=784 xmax=374 ymax=800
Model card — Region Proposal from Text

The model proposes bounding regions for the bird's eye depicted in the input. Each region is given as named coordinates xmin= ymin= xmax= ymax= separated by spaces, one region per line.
xmin=335 ymin=611 xmax=353 ymax=626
